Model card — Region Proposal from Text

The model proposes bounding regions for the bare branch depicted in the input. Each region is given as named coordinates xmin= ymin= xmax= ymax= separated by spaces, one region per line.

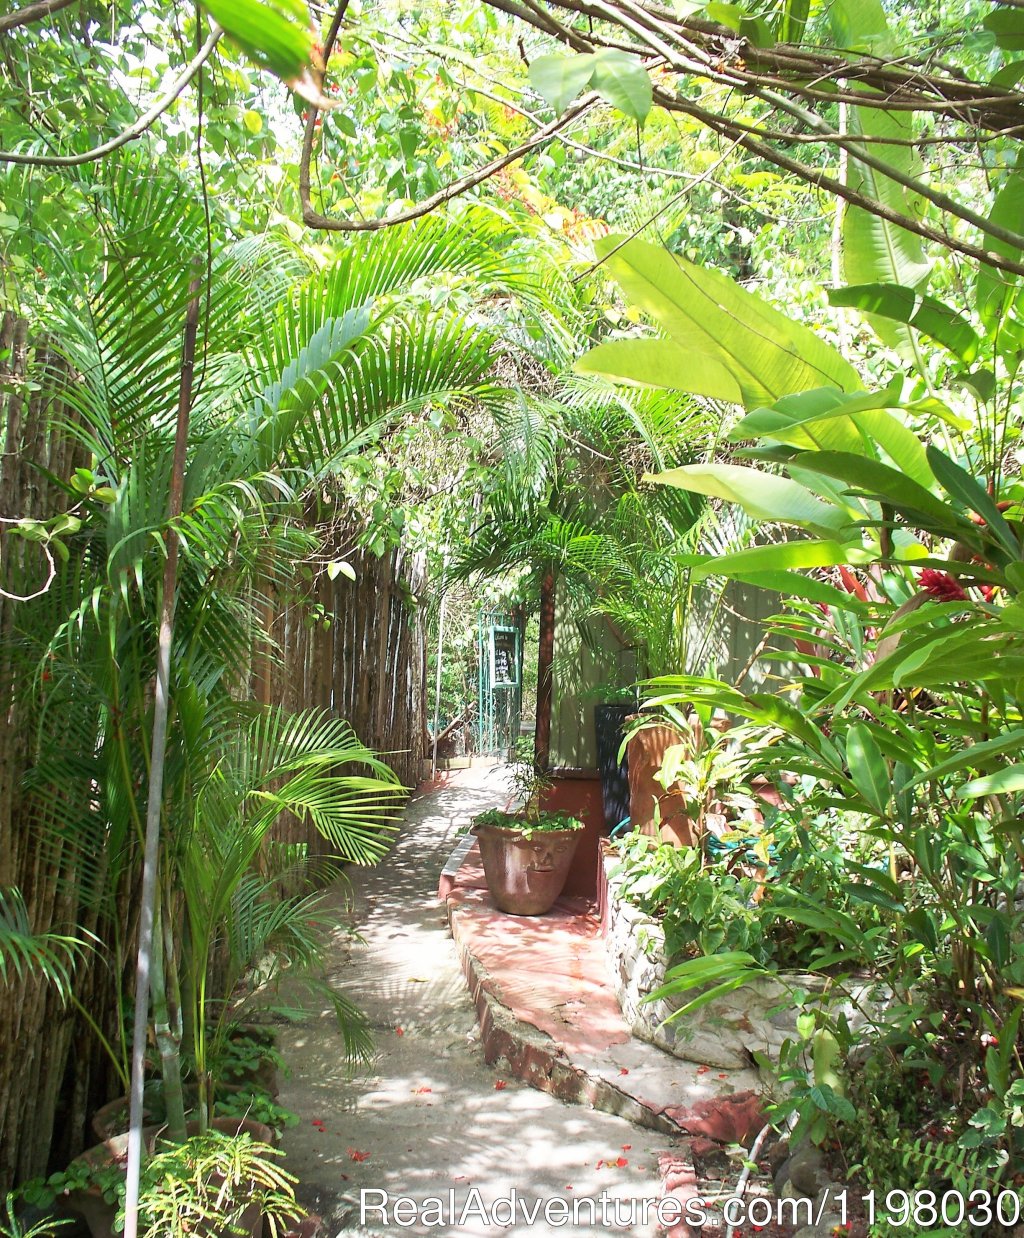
xmin=656 ymin=87 xmax=1024 ymax=278
xmin=487 ymin=0 xmax=1024 ymax=134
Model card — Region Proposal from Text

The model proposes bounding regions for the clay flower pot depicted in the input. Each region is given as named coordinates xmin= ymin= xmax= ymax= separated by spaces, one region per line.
xmin=55 ymin=1127 xmax=160 ymax=1238
xmin=625 ymin=718 xmax=696 ymax=848
xmin=472 ymin=814 xmax=582 ymax=915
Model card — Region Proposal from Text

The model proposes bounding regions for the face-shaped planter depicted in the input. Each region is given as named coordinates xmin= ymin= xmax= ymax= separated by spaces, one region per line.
xmin=472 ymin=823 xmax=582 ymax=915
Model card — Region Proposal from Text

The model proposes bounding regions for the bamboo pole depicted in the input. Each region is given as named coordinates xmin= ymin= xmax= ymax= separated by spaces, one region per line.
xmin=122 ymin=264 xmax=201 ymax=1238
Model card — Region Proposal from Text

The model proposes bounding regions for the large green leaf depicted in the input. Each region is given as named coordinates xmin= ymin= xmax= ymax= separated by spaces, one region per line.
xmin=528 ymin=53 xmax=597 ymax=114
xmin=201 ymin=0 xmax=313 ymax=82
xmin=576 ymin=238 xmax=861 ymax=408
xmin=724 ymin=569 xmax=874 ymax=608
xmin=959 ymin=766 xmax=1024 ymax=798
xmin=648 ymin=462 xmax=852 ymax=538
xmin=846 ymin=723 xmax=890 ymax=815
xmin=577 ymin=338 xmax=744 ymax=403
xmin=528 ymin=49 xmax=651 ymax=121
xmin=842 ymin=103 xmax=932 ymax=354
xmin=777 ymin=0 xmax=810 ymax=43
xmin=911 ymin=727 xmax=1024 ymax=787
xmin=832 ymin=0 xmax=931 ymax=354
xmin=589 ymin=50 xmax=653 ymax=122
xmin=733 ymin=384 xmax=932 ymax=486
xmin=690 ymin=539 xmax=861 ymax=582
xmin=926 ymin=445 xmax=1021 ymax=559
xmin=734 ymin=385 xmax=898 ymax=443
xmin=984 ymin=8 xmax=1024 ymax=51
xmin=829 ymin=285 xmax=981 ymax=365
xmin=976 ymin=175 xmax=1024 ymax=328
xmin=793 ymin=451 xmax=976 ymax=538
xmin=828 ymin=0 xmax=892 ymax=53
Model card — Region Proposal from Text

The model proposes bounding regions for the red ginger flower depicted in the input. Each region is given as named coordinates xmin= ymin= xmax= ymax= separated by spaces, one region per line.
xmin=918 ymin=568 xmax=967 ymax=602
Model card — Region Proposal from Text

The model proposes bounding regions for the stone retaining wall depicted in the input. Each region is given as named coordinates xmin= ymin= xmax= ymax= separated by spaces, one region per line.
xmin=602 ymin=852 xmax=834 ymax=1070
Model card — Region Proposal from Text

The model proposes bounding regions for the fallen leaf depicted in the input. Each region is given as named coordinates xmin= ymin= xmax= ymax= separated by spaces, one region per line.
xmin=413 ymin=1086 xmax=432 ymax=1094
xmin=347 ymin=1148 xmax=370 ymax=1162
xmin=618 ymin=1068 xmax=629 ymax=1076
xmin=696 ymin=1066 xmax=709 ymax=1075
xmin=565 ymin=1185 xmax=574 ymax=1191
xmin=494 ymin=1080 xmax=507 ymax=1090
xmin=718 ymin=1073 xmax=728 ymax=1079
xmin=616 ymin=1157 xmax=629 ymax=1167
xmin=621 ymin=1145 xmax=631 ymax=1151
xmin=395 ymin=1027 xmax=404 ymax=1036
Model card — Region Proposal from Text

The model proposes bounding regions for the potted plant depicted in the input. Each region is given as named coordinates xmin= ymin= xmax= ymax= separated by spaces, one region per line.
xmin=471 ymin=762 xmax=584 ymax=915
xmin=23 ymin=1121 xmax=297 ymax=1238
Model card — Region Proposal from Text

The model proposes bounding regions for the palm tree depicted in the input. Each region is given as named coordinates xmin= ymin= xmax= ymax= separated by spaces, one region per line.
xmin=451 ymin=373 xmax=738 ymax=679
xmin=3 ymin=153 xmax=559 ymax=1161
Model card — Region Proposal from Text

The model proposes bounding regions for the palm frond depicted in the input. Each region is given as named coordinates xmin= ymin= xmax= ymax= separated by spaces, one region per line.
xmin=0 ymin=887 xmax=91 ymax=1003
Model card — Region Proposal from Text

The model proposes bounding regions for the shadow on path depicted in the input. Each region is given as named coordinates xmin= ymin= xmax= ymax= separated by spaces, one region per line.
xmin=277 ymin=768 xmax=669 ymax=1237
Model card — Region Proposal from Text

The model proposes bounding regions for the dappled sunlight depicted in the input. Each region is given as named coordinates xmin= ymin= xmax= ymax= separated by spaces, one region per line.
xmin=277 ymin=768 xmax=666 ymax=1235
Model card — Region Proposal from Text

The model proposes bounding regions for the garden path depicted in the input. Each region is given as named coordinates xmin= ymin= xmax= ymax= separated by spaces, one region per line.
xmin=277 ymin=767 xmax=669 ymax=1237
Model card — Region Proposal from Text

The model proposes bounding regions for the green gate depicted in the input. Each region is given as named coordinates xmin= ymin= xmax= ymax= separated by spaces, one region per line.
xmin=477 ymin=610 xmax=523 ymax=759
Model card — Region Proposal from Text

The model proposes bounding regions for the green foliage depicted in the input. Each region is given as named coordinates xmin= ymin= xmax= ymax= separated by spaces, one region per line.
xmin=0 ymin=1193 xmax=70 ymax=1238
xmin=837 ymin=1047 xmax=1006 ymax=1202
xmin=472 ymin=808 xmax=523 ymax=829
xmin=472 ymin=807 xmax=584 ymax=835
xmin=132 ymin=1131 xmax=299 ymax=1238
xmin=214 ymin=1088 xmax=299 ymax=1133
xmin=24 ymin=1131 xmax=300 ymax=1238
xmin=209 ymin=1028 xmax=284 ymax=1087
xmin=611 ymin=834 xmax=767 ymax=961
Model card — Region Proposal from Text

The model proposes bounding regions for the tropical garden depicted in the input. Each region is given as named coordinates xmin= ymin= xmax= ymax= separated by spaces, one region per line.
xmin=1 ymin=0 xmax=1023 ymax=1231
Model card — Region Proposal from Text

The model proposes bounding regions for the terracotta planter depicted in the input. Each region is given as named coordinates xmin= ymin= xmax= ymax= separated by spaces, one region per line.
xmin=625 ymin=720 xmax=697 ymax=848
xmin=472 ymin=823 xmax=581 ymax=915
xmin=59 ymin=1118 xmax=274 ymax=1238
xmin=91 ymin=1082 xmax=255 ymax=1144
xmin=56 ymin=1128 xmax=160 ymax=1238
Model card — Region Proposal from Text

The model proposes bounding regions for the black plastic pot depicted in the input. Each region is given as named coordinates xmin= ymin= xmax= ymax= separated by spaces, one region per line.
xmin=594 ymin=704 xmax=631 ymax=833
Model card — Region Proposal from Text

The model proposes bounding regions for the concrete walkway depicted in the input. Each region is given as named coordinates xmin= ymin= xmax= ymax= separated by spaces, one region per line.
xmin=277 ymin=768 xmax=672 ymax=1237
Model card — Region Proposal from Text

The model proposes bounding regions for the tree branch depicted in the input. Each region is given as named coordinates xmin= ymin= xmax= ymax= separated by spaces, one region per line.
xmin=299 ymin=0 xmax=604 ymax=233
xmin=302 ymin=92 xmax=601 ymax=230
xmin=487 ymin=0 xmax=1024 ymax=133
xmin=655 ymin=87 xmax=1024 ymax=278
xmin=0 ymin=25 xmax=222 ymax=167
xmin=0 ymin=0 xmax=76 ymax=35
